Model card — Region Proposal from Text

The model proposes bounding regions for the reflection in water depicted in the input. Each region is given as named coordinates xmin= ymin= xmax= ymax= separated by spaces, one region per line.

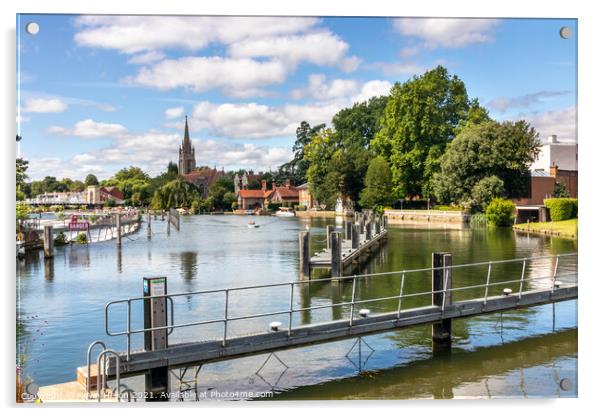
xmin=43 ymin=258 xmax=54 ymax=281
xmin=271 ymin=329 xmax=577 ymax=400
xmin=16 ymin=216 xmax=577 ymax=398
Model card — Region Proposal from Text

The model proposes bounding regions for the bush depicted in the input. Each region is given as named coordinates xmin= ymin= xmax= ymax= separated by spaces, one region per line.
xmin=470 ymin=212 xmax=488 ymax=227
xmin=75 ymin=232 xmax=88 ymax=244
xmin=471 ymin=175 xmax=505 ymax=212
xmin=54 ymin=232 xmax=67 ymax=245
xmin=485 ymin=198 xmax=515 ymax=227
xmin=544 ymin=198 xmax=578 ymax=221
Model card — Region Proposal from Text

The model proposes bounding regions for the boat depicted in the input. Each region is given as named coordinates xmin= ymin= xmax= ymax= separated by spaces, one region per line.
xmin=275 ymin=207 xmax=295 ymax=217
xmin=247 ymin=221 xmax=260 ymax=228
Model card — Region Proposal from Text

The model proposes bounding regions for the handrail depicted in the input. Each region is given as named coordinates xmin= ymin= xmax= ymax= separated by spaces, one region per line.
xmin=97 ymin=349 xmax=121 ymax=402
xmin=104 ymin=253 xmax=577 ymax=359
xmin=86 ymin=340 xmax=106 ymax=399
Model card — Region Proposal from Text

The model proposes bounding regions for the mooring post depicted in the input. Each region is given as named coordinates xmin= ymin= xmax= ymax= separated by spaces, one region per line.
xmin=366 ymin=221 xmax=372 ymax=240
xmin=345 ymin=220 xmax=352 ymax=240
xmin=43 ymin=225 xmax=54 ymax=258
xmin=326 ymin=225 xmax=334 ymax=249
xmin=375 ymin=218 xmax=381 ymax=235
xmin=351 ymin=224 xmax=360 ymax=249
xmin=166 ymin=211 xmax=171 ymax=236
xmin=383 ymin=214 xmax=388 ymax=229
xmin=115 ymin=214 xmax=121 ymax=247
xmin=143 ymin=277 xmax=169 ymax=401
xmin=299 ymin=231 xmax=310 ymax=279
xmin=147 ymin=210 xmax=152 ymax=240
xmin=331 ymin=231 xmax=342 ymax=278
xmin=432 ymin=252 xmax=452 ymax=353
xmin=359 ymin=215 xmax=365 ymax=234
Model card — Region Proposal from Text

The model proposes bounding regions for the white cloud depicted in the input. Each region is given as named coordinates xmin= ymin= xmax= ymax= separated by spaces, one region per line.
xmin=291 ymin=74 xmax=359 ymax=101
xmin=399 ymin=46 xmax=420 ymax=58
xmin=74 ymin=15 xmax=320 ymax=54
xmin=228 ymin=31 xmax=358 ymax=72
xmin=127 ymin=51 xmax=165 ymax=65
xmin=377 ymin=62 xmax=426 ymax=76
xmin=351 ymin=80 xmax=392 ymax=103
xmin=97 ymin=103 xmax=117 ymax=112
xmin=21 ymin=98 xmax=68 ymax=113
xmin=393 ymin=18 xmax=498 ymax=48
xmin=48 ymin=119 xmax=128 ymax=138
xmin=124 ymin=56 xmax=288 ymax=96
xmin=517 ymin=106 xmax=577 ymax=142
xmin=165 ymin=106 xmax=184 ymax=119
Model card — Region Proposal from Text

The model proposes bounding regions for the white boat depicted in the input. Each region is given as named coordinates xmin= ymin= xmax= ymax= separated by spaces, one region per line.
xmin=247 ymin=221 xmax=260 ymax=228
xmin=275 ymin=207 xmax=295 ymax=217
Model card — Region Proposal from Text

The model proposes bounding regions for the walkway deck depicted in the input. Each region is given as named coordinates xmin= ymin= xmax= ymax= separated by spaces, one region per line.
xmin=309 ymin=229 xmax=387 ymax=269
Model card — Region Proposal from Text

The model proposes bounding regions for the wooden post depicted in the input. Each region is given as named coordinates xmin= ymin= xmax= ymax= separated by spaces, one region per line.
xmin=375 ymin=219 xmax=381 ymax=235
xmin=366 ymin=221 xmax=372 ymax=240
xmin=326 ymin=225 xmax=334 ymax=249
xmin=115 ymin=214 xmax=121 ymax=247
xmin=43 ymin=225 xmax=54 ymax=258
xmin=345 ymin=221 xmax=352 ymax=240
xmin=299 ymin=231 xmax=310 ymax=278
xmin=166 ymin=212 xmax=171 ymax=236
xmin=351 ymin=224 xmax=360 ymax=249
xmin=432 ymin=252 xmax=452 ymax=352
xmin=331 ymin=231 xmax=342 ymax=278
xmin=383 ymin=214 xmax=388 ymax=229
xmin=147 ymin=210 xmax=152 ymax=240
xmin=359 ymin=215 xmax=365 ymax=234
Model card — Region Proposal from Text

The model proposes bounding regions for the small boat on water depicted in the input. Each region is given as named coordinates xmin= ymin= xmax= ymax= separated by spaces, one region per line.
xmin=275 ymin=207 xmax=295 ymax=217
xmin=247 ymin=221 xmax=260 ymax=228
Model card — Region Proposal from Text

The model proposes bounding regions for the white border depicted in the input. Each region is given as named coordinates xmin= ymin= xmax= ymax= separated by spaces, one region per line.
xmin=2 ymin=1 xmax=600 ymax=414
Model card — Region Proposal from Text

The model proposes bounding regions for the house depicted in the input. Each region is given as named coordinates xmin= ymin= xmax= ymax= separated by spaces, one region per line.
xmin=237 ymin=180 xmax=273 ymax=210
xmin=269 ymin=179 xmax=299 ymax=207
xmin=182 ymin=167 xmax=224 ymax=198
xmin=531 ymin=135 xmax=578 ymax=173
xmin=86 ymin=186 xmax=125 ymax=204
xmin=297 ymin=183 xmax=313 ymax=209
xmin=233 ymin=170 xmax=264 ymax=193
xmin=512 ymin=171 xmax=556 ymax=206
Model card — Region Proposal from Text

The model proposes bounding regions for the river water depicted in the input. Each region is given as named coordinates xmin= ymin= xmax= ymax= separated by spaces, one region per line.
xmin=16 ymin=215 xmax=578 ymax=399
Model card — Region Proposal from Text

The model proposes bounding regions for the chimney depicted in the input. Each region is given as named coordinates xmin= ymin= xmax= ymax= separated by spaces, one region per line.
xmin=285 ymin=179 xmax=291 ymax=189
xmin=550 ymin=164 xmax=558 ymax=178
xmin=261 ymin=179 xmax=267 ymax=192
xmin=548 ymin=134 xmax=558 ymax=144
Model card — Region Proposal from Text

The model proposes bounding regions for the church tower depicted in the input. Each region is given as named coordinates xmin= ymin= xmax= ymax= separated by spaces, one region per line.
xmin=178 ymin=116 xmax=196 ymax=175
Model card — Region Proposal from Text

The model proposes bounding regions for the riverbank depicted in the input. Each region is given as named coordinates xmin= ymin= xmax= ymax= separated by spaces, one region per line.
xmin=513 ymin=218 xmax=577 ymax=239
xmin=385 ymin=209 xmax=470 ymax=224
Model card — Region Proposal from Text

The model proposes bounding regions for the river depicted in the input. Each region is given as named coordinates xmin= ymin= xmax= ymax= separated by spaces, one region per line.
xmin=16 ymin=214 xmax=578 ymax=399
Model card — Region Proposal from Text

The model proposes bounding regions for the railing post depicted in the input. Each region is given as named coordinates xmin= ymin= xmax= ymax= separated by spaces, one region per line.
xmin=432 ymin=252 xmax=452 ymax=352
xmin=147 ymin=210 xmax=152 ymax=240
xmin=518 ymin=258 xmax=527 ymax=299
xmin=365 ymin=221 xmax=372 ymax=241
xmin=483 ymin=262 xmax=492 ymax=305
xmin=288 ymin=283 xmax=294 ymax=336
xmin=331 ymin=231 xmax=342 ymax=278
xmin=299 ymin=231 xmax=310 ymax=279
xmin=326 ymin=225 xmax=334 ymax=249
xmin=345 ymin=220 xmax=352 ymax=240
xmin=349 ymin=275 xmax=357 ymax=327
xmin=396 ymin=272 xmax=406 ymax=319
xmin=223 ymin=290 xmax=229 ymax=347
xmin=552 ymin=255 xmax=560 ymax=292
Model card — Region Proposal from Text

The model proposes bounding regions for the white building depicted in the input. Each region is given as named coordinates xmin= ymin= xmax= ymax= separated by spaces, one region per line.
xmin=531 ymin=135 xmax=578 ymax=174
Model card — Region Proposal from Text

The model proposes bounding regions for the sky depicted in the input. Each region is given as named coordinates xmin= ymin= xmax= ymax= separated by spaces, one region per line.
xmin=16 ymin=15 xmax=577 ymax=181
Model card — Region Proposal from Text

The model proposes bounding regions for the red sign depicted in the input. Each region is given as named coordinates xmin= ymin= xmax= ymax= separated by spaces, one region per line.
xmin=68 ymin=221 xmax=89 ymax=231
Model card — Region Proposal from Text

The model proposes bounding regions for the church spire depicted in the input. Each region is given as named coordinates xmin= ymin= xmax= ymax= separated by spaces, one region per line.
xmin=183 ymin=115 xmax=191 ymax=151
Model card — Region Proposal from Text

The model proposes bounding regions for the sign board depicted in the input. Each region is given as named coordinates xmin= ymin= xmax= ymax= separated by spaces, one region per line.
xmin=68 ymin=221 xmax=89 ymax=231
xmin=143 ymin=277 xmax=168 ymax=351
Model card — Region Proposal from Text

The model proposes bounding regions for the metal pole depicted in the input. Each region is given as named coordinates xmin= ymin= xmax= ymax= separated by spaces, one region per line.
xmin=115 ymin=214 xmax=121 ymax=247
xmin=518 ymin=259 xmax=527 ymax=299
xmin=288 ymin=283 xmax=294 ymax=336
xmin=483 ymin=262 xmax=492 ymax=305
xmin=396 ymin=272 xmax=406 ymax=319
xmin=126 ymin=298 xmax=131 ymax=361
xmin=222 ymin=290 xmax=229 ymax=346
xmin=349 ymin=275 xmax=357 ymax=327
xmin=552 ymin=255 xmax=559 ymax=292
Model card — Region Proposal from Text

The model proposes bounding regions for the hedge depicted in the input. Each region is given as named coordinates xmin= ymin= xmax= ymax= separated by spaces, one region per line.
xmin=544 ymin=198 xmax=578 ymax=221
xmin=485 ymin=198 xmax=515 ymax=227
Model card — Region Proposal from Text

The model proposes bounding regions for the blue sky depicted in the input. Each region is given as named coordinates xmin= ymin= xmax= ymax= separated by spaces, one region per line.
xmin=16 ymin=15 xmax=577 ymax=181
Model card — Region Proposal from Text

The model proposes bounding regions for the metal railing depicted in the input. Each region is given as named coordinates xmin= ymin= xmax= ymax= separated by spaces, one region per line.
xmin=104 ymin=253 xmax=577 ymax=360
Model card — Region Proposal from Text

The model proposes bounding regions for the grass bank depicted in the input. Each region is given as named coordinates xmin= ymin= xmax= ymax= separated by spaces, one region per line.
xmin=513 ymin=218 xmax=577 ymax=239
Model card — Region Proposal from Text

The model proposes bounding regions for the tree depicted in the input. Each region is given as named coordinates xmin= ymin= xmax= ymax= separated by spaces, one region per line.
xmin=152 ymin=177 xmax=200 ymax=209
xmin=84 ymin=174 xmax=99 ymax=186
xmin=359 ymin=156 xmax=394 ymax=209
xmin=102 ymin=166 xmax=152 ymax=205
xmin=553 ymin=182 xmax=571 ymax=198
xmin=471 ymin=175 xmax=505 ymax=212
xmin=432 ymin=120 xmax=541 ymax=208
xmin=167 ymin=161 xmax=178 ymax=176
xmin=372 ymin=66 xmax=474 ymax=198
xmin=279 ymin=121 xmax=325 ymax=185
xmin=332 ymin=95 xmax=388 ymax=148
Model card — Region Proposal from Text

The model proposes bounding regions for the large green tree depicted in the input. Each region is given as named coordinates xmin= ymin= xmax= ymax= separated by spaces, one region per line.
xmin=278 ymin=121 xmax=325 ymax=185
xmin=359 ymin=156 xmax=394 ymax=209
xmin=151 ymin=177 xmax=200 ymax=209
xmin=84 ymin=174 xmax=99 ymax=186
xmin=371 ymin=66 xmax=474 ymax=198
xmin=432 ymin=120 xmax=541 ymax=209
xmin=332 ymin=95 xmax=388 ymax=147
xmin=102 ymin=166 xmax=152 ymax=206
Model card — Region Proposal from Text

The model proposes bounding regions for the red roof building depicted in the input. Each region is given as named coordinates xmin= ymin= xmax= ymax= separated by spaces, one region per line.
xmin=182 ymin=167 xmax=224 ymax=198
xmin=237 ymin=180 xmax=273 ymax=210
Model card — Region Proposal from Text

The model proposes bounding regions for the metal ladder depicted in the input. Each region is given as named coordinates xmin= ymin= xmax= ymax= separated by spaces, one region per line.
xmin=86 ymin=340 xmax=125 ymax=402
